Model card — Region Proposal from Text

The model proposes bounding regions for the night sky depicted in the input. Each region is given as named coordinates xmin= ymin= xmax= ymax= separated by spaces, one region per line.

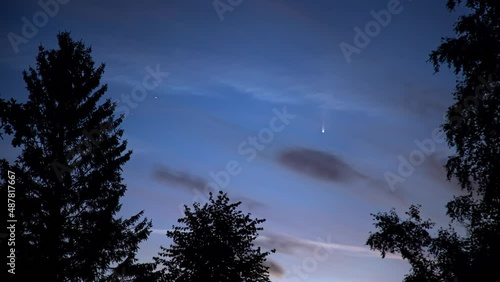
xmin=1 ymin=0 xmax=469 ymax=281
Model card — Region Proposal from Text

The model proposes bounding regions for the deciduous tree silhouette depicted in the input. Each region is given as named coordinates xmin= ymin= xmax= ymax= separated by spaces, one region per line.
xmin=367 ymin=1 xmax=500 ymax=281
xmin=0 ymin=32 xmax=153 ymax=281
xmin=154 ymin=191 xmax=275 ymax=282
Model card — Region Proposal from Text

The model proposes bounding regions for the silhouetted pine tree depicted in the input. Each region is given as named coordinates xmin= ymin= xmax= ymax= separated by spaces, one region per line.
xmin=0 ymin=32 xmax=153 ymax=281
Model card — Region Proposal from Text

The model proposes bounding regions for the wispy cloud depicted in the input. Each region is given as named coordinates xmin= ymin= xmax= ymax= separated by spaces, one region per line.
xmin=152 ymin=165 xmax=267 ymax=211
xmin=275 ymin=147 xmax=408 ymax=206
xmin=218 ymin=79 xmax=302 ymax=104
xmin=276 ymin=147 xmax=368 ymax=183
xmin=232 ymin=196 xmax=268 ymax=211
xmin=263 ymin=260 xmax=285 ymax=278
xmin=153 ymin=165 xmax=206 ymax=192
xmin=305 ymin=92 xmax=371 ymax=113
xmin=256 ymin=233 xmax=402 ymax=260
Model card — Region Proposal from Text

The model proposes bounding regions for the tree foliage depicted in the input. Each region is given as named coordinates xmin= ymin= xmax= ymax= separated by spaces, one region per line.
xmin=0 ymin=32 xmax=153 ymax=281
xmin=154 ymin=191 xmax=275 ymax=282
xmin=367 ymin=1 xmax=500 ymax=281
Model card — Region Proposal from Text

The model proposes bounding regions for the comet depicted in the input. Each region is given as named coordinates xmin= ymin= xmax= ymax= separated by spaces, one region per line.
xmin=320 ymin=106 xmax=327 ymax=133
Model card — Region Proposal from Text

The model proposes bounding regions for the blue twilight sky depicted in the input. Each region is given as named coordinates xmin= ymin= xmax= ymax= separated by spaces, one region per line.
xmin=1 ymin=0 xmax=470 ymax=281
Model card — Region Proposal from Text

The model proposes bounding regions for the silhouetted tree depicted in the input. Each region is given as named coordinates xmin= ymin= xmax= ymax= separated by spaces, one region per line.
xmin=0 ymin=97 xmax=5 ymax=139
xmin=367 ymin=1 xmax=500 ymax=281
xmin=154 ymin=191 xmax=275 ymax=282
xmin=107 ymin=252 xmax=160 ymax=282
xmin=0 ymin=32 xmax=153 ymax=281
